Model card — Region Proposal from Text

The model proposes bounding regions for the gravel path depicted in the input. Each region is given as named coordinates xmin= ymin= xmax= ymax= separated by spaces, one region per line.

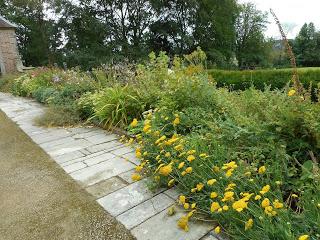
xmin=0 ymin=110 xmax=135 ymax=240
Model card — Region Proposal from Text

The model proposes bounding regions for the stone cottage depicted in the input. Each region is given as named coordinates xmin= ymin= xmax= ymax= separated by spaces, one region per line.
xmin=0 ymin=15 xmax=19 ymax=75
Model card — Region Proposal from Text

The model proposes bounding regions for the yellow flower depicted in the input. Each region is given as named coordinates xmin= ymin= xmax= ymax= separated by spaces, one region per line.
xmin=210 ymin=192 xmax=218 ymax=199
xmin=222 ymin=205 xmax=229 ymax=211
xmin=127 ymin=138 xmax=134 ymax=145
xmin=214 ymin=226 xmax=221 ymax=234
xmin=288 ymin=89 xmax=296 ymax=96
xmin=178 ymin=162 xmax=185 ymax=169
xmin=179 ymin=195 xmax=186 ymax=205
xmin=185 ymin=167 xmax=193 ymax=173
xmin=131 ymin=173 xmax=141 ymax=181
xmin=245 ymin=218 xmax=253 ymax=231
xmin=212 ymin=166 xmax=220 ymax=172
xmin=254 ymin=195 xmax=262 ymax=200
xmin=298 ymin=235 xmax=309 ymax=240
xmin=211 ymin=202 xmax=221 ymax=212
xmin=264 ymin=206 xmax=277 ymax=216
xmin=222 ymin=161 xmax=238 ymax=170
xmin=225 ymin=169 xmax=234 ymax=177
xmin=191 ymin=203 xmax=196 ymax=209
xmin=222 ymin=191 xmax=234 ymax=202
xmin=273 ymin=199 xmax=284 ymax=209
xmin=199 ymin=153 xmax=208 ymax=158
xmin=196 ymin=183 xmax=204 ymax=191
xmin=258 ymin=166 xmax=266 ymax=174
xmin=260 ymin=185 xmax=270 ymax=195
xmin=177 ymin=215 xmax=189 ymax=231
xmin=168 ymin=179 xmax=175 ymax=187
xmin=174 ymin=144 xmax=184 ymax=151
xmin=225 ymin=183 xmax=236 ymax=191
xmin=184 ymin=203 xmax=190 ymax=209
xmin=191 ymin=188 xmax=197 ymax=193
xmin=173 ymin=116 xmax=180 ymax=126
xmin=165 ymin=152 xmax=171 ymax=158
xmin=181 ymin=171 xmax=186 ymax=176
xmin=135 ymin=148 xmax=142 ymax=158
xmin=232 ymin=199 xmax=248 ymax=212
xmin=159 ymin=164 xmax=172 ymax=176
xmin=187 ymin=150 xmax=196 ymax=155
xmin=130 ymin=118 xmax=138 ymax=127
xmin=143 ymin=124 xmax=151 ymax=133
xmin=292 ymin=194 xmax=298 ymax=198
xmin=187 ymin=155 xmax=196 ymax=162
xmin=261 ymin=198 xmax=270 ymax=208
xmin=135 ymin=165 xmax=143 ymax=172
xmin=207 ymin=179 xmax=217 ymax=186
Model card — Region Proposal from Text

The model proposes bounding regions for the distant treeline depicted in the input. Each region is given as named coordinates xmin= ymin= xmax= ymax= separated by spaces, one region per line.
xmin=0 ymin=1 xmax=320 ymax=70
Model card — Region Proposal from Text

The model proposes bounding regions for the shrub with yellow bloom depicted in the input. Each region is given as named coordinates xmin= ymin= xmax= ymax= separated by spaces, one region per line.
xmin=185 ymin=167 xmax=193 ymax=173
xmin=298 ymin=235 xmax=309 ymax=240
xmin=131 ymin=173 xmax=141 ymax=181
xmin=288 ymin=89 xmax=296 ymax=96
xmin=260 ymin=185 xmax=270 ymax=195
xmin=214 ymin=226 xmax=221 ymax=234
xmin=196 ymin=183 xmax=204 ymax=191
xmin=187 ymin=155 xmax=196 ymax=162
xmin=261 ymin=198 xmax=270 ymax=208
xmin=177 ymin=215 xmax=189 ymax=231
xmin=207 ymin=179 xmax=217 ymax=185
xmin=210 ymin=192 xmax=218 ymax=199
xmin=222 ymin=191 xmax=235 ymax=202
xmin=245 ymin=218 xmax=253 ymax=231
xmin=130 ymin=118 xmax=138 ymax=127
xmin=211 ymin=202 xmax=221 ymax=212
xmin=159 ymin=164 xmax=172 ymax=176
xmin=258 ymin=166 xmax=266 ymax=174
xmin=232 ymin=198 xmax=248 ymax=212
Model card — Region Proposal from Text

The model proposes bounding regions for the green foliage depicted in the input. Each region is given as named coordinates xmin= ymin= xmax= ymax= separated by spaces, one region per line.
xmin=209 ymin=68 xmax=320 ymax=91
xmin=79 ymin=85 xmax=144 ymax=129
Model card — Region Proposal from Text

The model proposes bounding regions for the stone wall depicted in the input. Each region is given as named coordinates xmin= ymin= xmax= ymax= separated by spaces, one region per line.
xmin=0 ymin=29 xmax=18 ymax=74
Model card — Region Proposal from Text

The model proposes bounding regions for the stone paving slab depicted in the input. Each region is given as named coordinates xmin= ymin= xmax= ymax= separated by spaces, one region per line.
xmin=131 ymin=205 xmax=214 ymax=240
xmin=116 ymin=193 xmax=174 ymax=229
xmin=0 ymin=92 xmax=214 ymax=240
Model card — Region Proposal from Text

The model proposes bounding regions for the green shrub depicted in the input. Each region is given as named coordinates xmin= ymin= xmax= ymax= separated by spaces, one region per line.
xmin=209 ymin=68 xmax=320 ymax=91
xmin=126 ymin=51 xmax=319 ymax=240
xmin=80 ymin=85 xmax=145 ymax=129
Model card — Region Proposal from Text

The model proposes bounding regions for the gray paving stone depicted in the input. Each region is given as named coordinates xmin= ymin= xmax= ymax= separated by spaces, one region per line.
xmin=117 ymin=193 xmax=174 ymax=229
xmin=53 ymin=150 xmax=85 ymax=164
xmin=85 ymin=140 xmax=123 ymax=154
xmin=47 ymin=139 xmax=92 ymax=156
xmin=111 ymin=146 xmax=134 ymax=156
xmin=201 ymin=232 xmax=220 ymax=240
xmin=164 ymin=187 xmax=180 ymax=200
xmin=122 ymin=152 xmax=140 ymax=165
xmin=62 ymin=162 xmax=87 ymax=173
xmin=60 ymin=150 xmax=107 ymax=166
xmin=85 ymin=177 xmax=127 ymax=199
xmin=131 ymin=205 xmax=213 ymax=240
xmin=97 ymin=179 xmax=160 ymax=216
xmin=118 ymin=169 xmax=137 ymax=184
xmin=85 ymin=133 xmax=118 ymax=144
xmin=83 ymin=152 xmax=116 ymax=166
xmin=40 ymin=136 xmax=75 ymax=149
xmin=70 ymin=156 xmax=135 ymax=186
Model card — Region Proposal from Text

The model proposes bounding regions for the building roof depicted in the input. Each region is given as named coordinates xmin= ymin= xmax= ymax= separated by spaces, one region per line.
xmin=0 ymin=15 xmax=17 ymax=29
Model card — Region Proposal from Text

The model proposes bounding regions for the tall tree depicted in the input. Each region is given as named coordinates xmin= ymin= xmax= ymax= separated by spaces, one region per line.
xmin=235 ymin=3 xmax=269 ymax=69
xmin=194 ymin=0 xmax=238 ymax=67
xmin=294 ymin=23 xmax=320 ymax=66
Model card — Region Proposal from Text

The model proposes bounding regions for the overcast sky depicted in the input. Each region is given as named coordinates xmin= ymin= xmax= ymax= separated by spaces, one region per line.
xmin=239 ymin=0 xmax=320 ymax=38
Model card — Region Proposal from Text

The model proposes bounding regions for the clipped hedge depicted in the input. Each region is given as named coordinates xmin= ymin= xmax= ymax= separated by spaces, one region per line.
xmin=209 ymin=68 xmax=320 ymax=90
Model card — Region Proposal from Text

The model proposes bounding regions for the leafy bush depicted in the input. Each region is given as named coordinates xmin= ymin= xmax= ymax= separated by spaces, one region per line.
xmin=79 ymin=85 xmax=144 ymax=129
xmin=126 ymin=51 xmax=320 ymax=240
xmin=209 ymin=68 xmax=320 ymax=91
